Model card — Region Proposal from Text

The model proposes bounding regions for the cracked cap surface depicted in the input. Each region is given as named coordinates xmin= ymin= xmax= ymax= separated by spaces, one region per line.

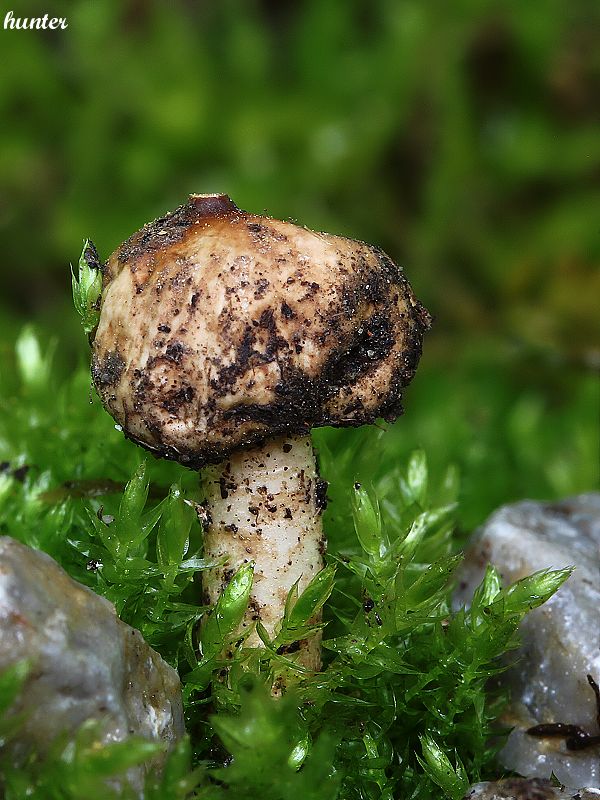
xmin=91 ymin=193 xmax=431 ymax=467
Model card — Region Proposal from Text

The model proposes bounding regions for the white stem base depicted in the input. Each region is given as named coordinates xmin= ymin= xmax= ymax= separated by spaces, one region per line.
xmin=203 ymin=435 xmax=325 ymax=670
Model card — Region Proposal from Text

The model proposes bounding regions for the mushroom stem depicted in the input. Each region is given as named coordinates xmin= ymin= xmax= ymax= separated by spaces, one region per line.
xmin=202 ymin=434 xmax=326 ymax=670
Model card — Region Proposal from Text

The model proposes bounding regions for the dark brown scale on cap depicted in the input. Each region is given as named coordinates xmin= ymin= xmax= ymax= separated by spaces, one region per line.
xmin=92 ymin=194 xmax=431 ymax=467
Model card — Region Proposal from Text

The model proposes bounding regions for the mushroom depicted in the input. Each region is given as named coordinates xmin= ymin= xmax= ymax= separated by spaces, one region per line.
xmin=91 ymin=193 xmax=431 ymax=670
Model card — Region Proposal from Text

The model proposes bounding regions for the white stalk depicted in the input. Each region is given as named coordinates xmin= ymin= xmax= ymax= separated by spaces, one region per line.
xmin=202 ymin=434 xmax=326 ymax=670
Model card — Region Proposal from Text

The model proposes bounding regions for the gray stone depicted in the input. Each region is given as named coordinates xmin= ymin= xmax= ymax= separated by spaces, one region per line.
xmin=0 ymin=536 xmax=185 ymax=792
xmin=464 ymin=778 xmax=600 ymax=800
xmin=454 ymin=494 xmax=600 ymax=790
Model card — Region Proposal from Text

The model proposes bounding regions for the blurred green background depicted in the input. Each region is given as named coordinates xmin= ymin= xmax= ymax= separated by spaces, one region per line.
xmin=1 ymin=0 xmax=598 ymax=530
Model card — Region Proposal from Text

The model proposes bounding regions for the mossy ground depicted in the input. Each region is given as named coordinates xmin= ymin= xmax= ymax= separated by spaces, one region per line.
xmin=0 ymin=328 xmax=592 ymax=799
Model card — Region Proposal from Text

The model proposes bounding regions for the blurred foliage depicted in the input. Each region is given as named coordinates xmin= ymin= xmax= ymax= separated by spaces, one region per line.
xmin=1 ymin=0 xmax=599 ymax=363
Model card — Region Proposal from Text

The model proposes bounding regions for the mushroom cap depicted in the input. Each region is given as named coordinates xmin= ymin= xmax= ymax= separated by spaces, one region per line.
xmin=92 ymin=194 xmax=431 ymax=468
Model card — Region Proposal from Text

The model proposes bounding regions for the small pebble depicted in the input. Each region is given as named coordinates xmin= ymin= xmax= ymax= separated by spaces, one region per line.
xmin=454 ymin=494 xmax=600 ymax=789
xmin=0 ymin=537 xmax=185 ymax=794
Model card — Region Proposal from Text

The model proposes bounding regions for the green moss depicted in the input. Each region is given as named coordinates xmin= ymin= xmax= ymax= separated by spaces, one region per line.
xmin=0 ymin=330 xmax=580 ymax=799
